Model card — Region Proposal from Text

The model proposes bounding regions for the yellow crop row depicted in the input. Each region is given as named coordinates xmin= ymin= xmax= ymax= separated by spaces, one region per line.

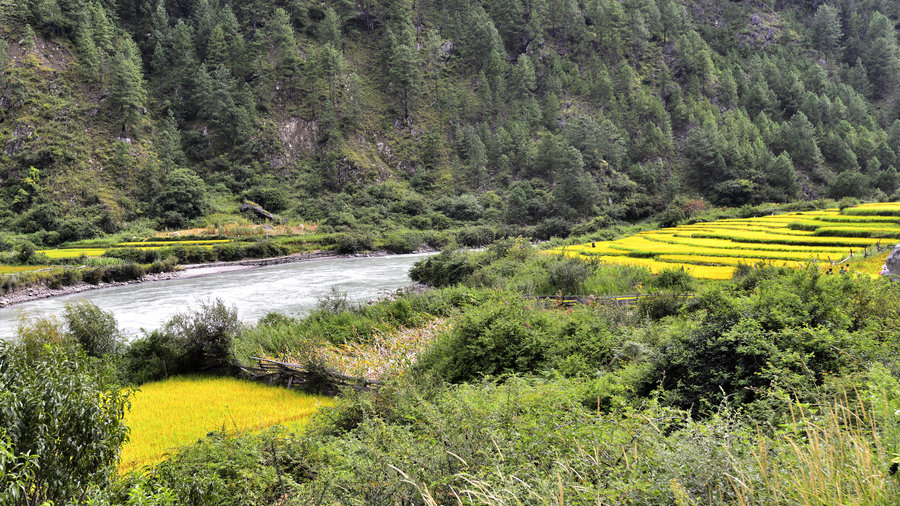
xmin=117 ymin=240 xmax=232 ymax=247
xmin=642 ymin=233 xmax=851 ymax=254
xmin=552 ymin=251 xmax=736 ymax=280
xmin=120 ymin=376 xmax=334 ymax=472
xmin=595 ymin=255 xmax=737 ymax=279
xmin=548 ymin=242 xmax=624 ymax=256
xmin=689 ymin=230 xmax=880 ymax=247
xmin=0 ymin=265 xmax=50 ymax=274
xmin=658 ymin=254 xmax=798 ymax=267
xmin=36 ymin=248 xmax=107 ymax=258
xmin=608 ymin=236 xmax=839 ymax=261
xmin=841 ymin=202 xmax=900 ymax=214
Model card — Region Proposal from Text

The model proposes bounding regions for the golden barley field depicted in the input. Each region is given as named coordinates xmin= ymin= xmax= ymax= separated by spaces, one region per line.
xmin=119 ymin=376 xmax=334 ymax=472
xmin=547 ymin=202 xmax=900 ymax=279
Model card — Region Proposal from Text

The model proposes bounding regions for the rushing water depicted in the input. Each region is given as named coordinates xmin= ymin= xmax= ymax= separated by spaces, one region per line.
xmin=0 ymin=252 xmax=433 ymax=339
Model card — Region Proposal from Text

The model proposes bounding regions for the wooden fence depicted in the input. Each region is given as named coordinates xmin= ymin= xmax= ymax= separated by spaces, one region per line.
xmin=236 ymin=356 xmax=382 ymax=396
xmin=532 ymin=293 xmax=695 ymax=308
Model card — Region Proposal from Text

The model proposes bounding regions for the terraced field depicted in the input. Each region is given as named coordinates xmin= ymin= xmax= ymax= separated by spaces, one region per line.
xmin=548 ymin=203 xmax=900 ymax=280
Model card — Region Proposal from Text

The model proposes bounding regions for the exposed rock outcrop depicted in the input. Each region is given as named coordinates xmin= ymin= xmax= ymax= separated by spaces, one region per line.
xmin=881 ymin=244 xmax=900 ymax=276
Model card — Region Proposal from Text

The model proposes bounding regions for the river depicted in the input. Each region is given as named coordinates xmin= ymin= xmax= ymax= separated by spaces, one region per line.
xmin=0 ymin=252 xmax=433 ymax=339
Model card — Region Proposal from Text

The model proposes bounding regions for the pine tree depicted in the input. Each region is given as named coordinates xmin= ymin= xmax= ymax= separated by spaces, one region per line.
xmin=553 ymin=146 xmax=600 ymax=218
xmin=320 ymin=6 xmax=342 ymax=48
xmin=811 ymin=4 xmax=842 ymax=54
xmin=509 ymin=54 xmax=536 ymax=101
xmin=270 ymin=8 xmax=301 ymax=97
xmin=89 ymin=2 xmax=114 ymax=53
xmin=156 ymin=110 xmax=185 ymax=173
xmin=75 ymin=26 xmax=101 ymax=82
xmin=864 ymin=35 xmax=898 ymax=99
xmin=847 ymin=58 xmax=872 ymax=97
xmin=686 ymin=121 xmax=727 ymax=184
xmin=23 ymin=24 xmax=35 ymax=51
xmin=108 ymin=43 xmax=148 ymax=136
xmin=206 ymin=24 xmax=228 ymax=67
xmin=388 ymin=36 xmax=420 ymax=121
xmin=0 ymin=38 xmax=7 ymax=86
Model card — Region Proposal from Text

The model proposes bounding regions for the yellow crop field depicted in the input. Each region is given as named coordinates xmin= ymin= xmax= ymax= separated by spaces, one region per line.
xmin=545 ymin=203 xmax=900 ymax=279
xmin=841 ymin=202 xmax=900 ymax=216
xmin=658 ymin=254 xmax=798 ymax=267
xmin=37 ymin=248 xmax=107 ymax=258
xmin=0 ymin=265 xmax=49 ymax=274
xmin=120 ymin=376 xmax=334 ymax=472
xmin=116 ymin=240 xmax=231 ymax=247
xmin=605 ymin=236 xmax=837 ymax=261
xmin=643 ymin=233 xmax=850 ymax=254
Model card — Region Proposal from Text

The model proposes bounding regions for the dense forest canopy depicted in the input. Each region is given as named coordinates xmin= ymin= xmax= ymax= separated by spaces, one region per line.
xmin=0 ymin=0 xmax=898 ymax=243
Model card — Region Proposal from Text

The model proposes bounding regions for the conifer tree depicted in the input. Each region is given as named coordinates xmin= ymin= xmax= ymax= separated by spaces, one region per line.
xmin=108 ymin=43 xmax=148 ymax=136
xmin=811 ymin=4 xmax=842 ymax=54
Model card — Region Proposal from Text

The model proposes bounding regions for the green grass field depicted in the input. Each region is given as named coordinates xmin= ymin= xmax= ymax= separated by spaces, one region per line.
xmin=547 ymin=203 xmax=900 ymax=279
xmin=119 ymin=376 xmax=334 ymax=472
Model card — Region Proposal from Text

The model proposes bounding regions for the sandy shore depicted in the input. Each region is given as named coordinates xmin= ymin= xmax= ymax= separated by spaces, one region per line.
xmin=0 ymin=250 xmax=410 ymax=308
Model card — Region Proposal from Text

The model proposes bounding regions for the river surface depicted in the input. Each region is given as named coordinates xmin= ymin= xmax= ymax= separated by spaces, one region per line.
xmin=0 ymin=252 xmax=433 ymax=339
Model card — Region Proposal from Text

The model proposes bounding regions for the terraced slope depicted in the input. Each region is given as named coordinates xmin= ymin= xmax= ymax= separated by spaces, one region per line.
xmin=548 ymin=203 xmax=900 ymax=280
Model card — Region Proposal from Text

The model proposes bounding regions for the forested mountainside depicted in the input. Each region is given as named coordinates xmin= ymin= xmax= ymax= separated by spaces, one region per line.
xmin=0 ymin=0 xmax=899 ymax=244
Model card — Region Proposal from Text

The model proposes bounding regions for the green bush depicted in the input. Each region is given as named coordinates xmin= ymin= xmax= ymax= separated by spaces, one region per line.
xmin=105 ymin=247 xmax=161 ymax=264
xmin=455 ymin=225 xmax=497 ymax=247
xmin=0 ymin=342 xmax=130 ymax=504
xmin=121 ymin=330 xmax=181 ymax=384
xmin=163 ymin=299 xmax=242 ymax=373
xmin=417 ymin=296 xmax=552 ymax=382
xmin=331 ymin=232 xmax=375 ymax=254
xmin=532 ymin=217 xmax=572 ymax=240
xmin=547 ymin=257 xmax=591 ymax=294
xmin=380 ymin=231 xmax=423 ymax=253
xmin=63 ymin=301 xmax=122 ymax=358
xmin=409 ymin=247 xmax=479 ymax=287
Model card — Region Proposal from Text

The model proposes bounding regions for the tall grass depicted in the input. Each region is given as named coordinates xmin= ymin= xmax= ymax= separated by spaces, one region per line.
xmin=729 ymin=395 xmax=900 ymax=505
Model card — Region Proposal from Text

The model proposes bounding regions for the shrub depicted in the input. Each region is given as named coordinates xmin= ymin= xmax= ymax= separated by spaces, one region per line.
xmin=409 ymin=247 xmax=479 ymax=287
xmin=163 ymin=299 xmax=242 ymax=373
xmin=100 ymin=263 xmax=145 ymax=283
xmin=437 ymin=194 xmax=484 ymax=221
xmin=455 ymin=225 xmax=497 ymax=247
xmin=331 ymin=232 xmax=375 ymax=254
xmin=532 ymin=217 xmax=572 ymax=240
xmin=0 ymin=342 xmax=130 ymax=504
xmin=104 ymin=247 xmax=160 ymax=264
xmin=121 ymin=330 xmax=181 ymax=384
xmin=547 ymin=257 xmax=591 ymax=294
xmin=63 ymin=301 xmax=122 ymax=358
xmin=381 ymin=231 xmax=423 ymax=253
xmin=652 ymin=268 xmax=694 ymax=292
xmin=417 ymin=296 xmax=552 ymax=382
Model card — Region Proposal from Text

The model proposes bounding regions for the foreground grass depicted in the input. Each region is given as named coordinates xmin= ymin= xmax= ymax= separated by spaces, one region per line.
xmin=119 ymin=376 xmax=334 ymax=472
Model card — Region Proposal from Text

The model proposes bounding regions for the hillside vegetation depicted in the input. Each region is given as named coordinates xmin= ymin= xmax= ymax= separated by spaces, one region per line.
xmin=0 ymin=0 xmax=899 ymax=246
